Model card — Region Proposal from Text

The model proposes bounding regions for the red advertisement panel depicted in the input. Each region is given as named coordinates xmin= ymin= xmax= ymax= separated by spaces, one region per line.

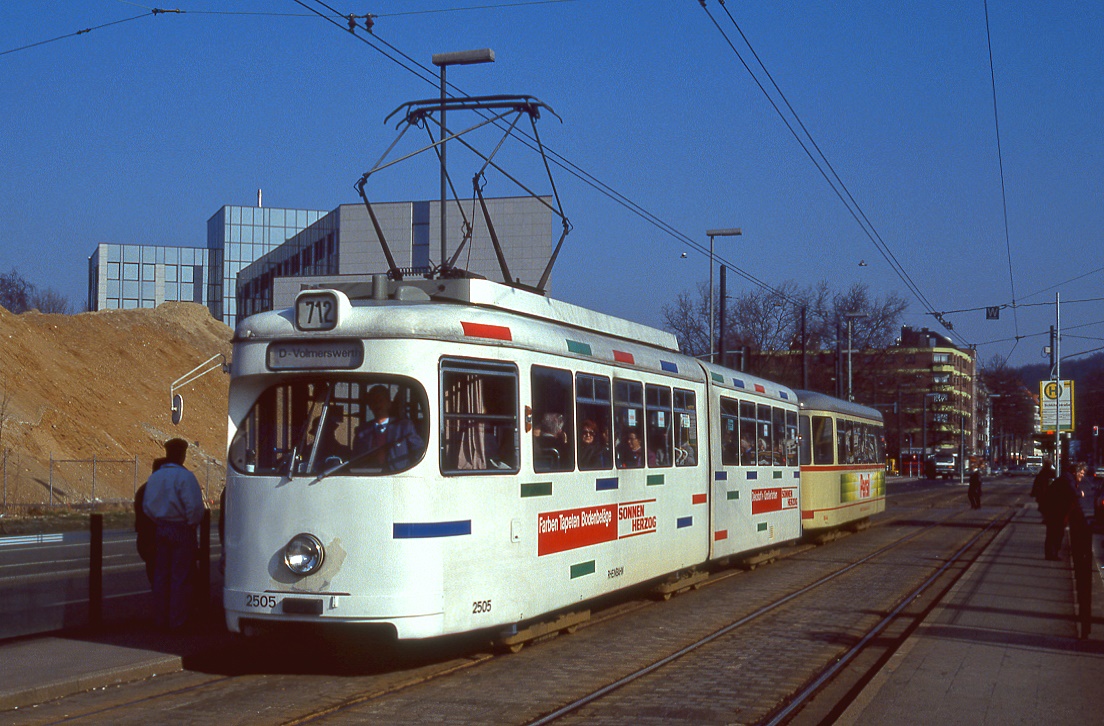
xmin=751 ymin=488 xmax=799 ymax=515
xmin=537 ymin=499 xmax=658 ymax=556
xmin=538 ymin=504 xmax=617 ymax=556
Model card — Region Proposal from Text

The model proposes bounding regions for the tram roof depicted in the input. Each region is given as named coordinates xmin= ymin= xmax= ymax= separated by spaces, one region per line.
xmin=282 ymin=277 xmax=681 ymax=351
xmin=794 ymin=390 xmax=883 ymax=422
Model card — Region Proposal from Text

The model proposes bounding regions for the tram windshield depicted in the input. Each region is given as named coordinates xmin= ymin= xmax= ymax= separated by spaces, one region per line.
xmin=229 ymin=376 xmax=429 ymax=478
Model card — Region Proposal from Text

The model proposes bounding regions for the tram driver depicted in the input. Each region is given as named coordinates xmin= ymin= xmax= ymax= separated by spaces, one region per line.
xmin=354 ymin=385 xmax=425 ymax=471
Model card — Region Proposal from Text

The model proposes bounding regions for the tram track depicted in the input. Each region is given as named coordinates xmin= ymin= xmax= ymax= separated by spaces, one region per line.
xmin=4 ymin=483 xmax=1021 ymax=725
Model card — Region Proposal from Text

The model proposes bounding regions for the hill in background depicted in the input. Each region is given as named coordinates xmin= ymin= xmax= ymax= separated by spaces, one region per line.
xmin=0 ymin=303 xmax=232 ymax=509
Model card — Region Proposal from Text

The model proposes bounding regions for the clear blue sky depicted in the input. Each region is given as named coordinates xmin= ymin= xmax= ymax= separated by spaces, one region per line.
xmin=2 ymin=1 xmax=1101 ymax=368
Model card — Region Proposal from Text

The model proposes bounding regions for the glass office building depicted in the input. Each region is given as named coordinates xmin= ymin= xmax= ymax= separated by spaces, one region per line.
xmin=88 ymin=205 xmax=325 ymax=328
xmin=87 ymin=244 xmax=212 ymax=311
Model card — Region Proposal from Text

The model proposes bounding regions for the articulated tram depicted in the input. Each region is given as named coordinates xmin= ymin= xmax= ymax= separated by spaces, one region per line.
xmin=222 ymin=277 xmax=884 ymax=642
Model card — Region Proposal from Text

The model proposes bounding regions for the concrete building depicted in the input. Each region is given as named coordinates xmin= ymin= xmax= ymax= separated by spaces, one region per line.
xmin=87 ymin=204 xmax=326 ymax=327
xmin=87 ymin=196 xmax=553 ymax=329
xmin=236 ymin=196 xmax=554 ymax=320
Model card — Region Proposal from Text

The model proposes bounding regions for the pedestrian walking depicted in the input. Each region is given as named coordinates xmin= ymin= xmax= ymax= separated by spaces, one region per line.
xmin=1031 ymin=459 xmax=1055 ymax=515
xmin=1043 ymin=462 xmax=1086 ymax=561
xmin=142 ymin=438 xmax=205 ymax=630
xmin=968 ymin=468 xmax=982 ymax=509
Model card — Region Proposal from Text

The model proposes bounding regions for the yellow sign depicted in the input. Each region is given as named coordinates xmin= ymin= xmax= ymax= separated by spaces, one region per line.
xmin=1039 ymin=379 xmax=1074 ymax=433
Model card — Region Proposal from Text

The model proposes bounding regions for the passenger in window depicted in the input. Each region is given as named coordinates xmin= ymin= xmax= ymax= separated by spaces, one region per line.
xmin=617 ymin=430 xmax=645 ymax=468
xmin=535 ymin=412 xmax=568 ymax=467
xmin=354 ymin=385 xmax=424 ymax=471
xmin=740 ymin=435 xmax=756 ymax=466
xmin=648 ymin=430 xmax=669 ymax=467
xmin=578 ymin=420 xmax=610 ymax=469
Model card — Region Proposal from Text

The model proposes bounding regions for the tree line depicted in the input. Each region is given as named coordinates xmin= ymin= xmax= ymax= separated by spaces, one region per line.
xmin=0 ymin=268 xmax=71 ymax=314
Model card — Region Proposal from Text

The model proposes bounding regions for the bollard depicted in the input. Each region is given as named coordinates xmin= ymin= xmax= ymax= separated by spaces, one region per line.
xmin=90 ymin=514 xmax=103 ymax=628
xmin=199 ymin=509 xmax=211 ymax=617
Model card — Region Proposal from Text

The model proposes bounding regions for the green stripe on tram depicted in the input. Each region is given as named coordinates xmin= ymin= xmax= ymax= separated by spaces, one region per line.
xmin=566 ymin=340 xmax=592 ymax=356
xmin=773 ymin=471 xmax=783 ymax=479
xmin=757 ymin=522 xmax=768 ymax=532
xmin=727 ymin=490 xmax=739 ymax=500
xmin=646 ymin=474 xmax=664 ymax=486
xmin=520 ymin=482 xmax=553 ymax=498
xmin=570 ymin=560 xmax=596 ymax=579
xmin=711 ymin=372 xmax=724 ymax=383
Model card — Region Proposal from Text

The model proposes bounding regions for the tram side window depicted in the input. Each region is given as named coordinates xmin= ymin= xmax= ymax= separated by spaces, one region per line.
xmin=645 ymin=384 xmax=672 ymax=468
xmin=739 ymin=401 xmax=756 ymax=465
xmin=785 ymin=409 xmax=798 ymax=467
xmin=673 ymin=388 xmax=698 ymax=467
xmin=720 ymin=397 xmax=740 ymax=466
xmin=614 ymin=379 xmax=644 ymax=469
xmin=837 ymin=419 xmax=855 ymax=464
xmin=532 ymin=366 xmax=574 ymax=473
xmin=799 ymin=415 xmax=812 ymax=466
xmin=440 ymin=359 xmax=519 ymax=475
xmin=576 ymin=374 xmax=612 ymax=471
xmin=874 ymin=425 xmax=886 ymax=463
xmin=756 ymin=404 xmax=773 ymax=466
xmin=811 ymin=415 xmax=834 ymax=465
xmin=771 ymin=407 xmax=787 ymax=465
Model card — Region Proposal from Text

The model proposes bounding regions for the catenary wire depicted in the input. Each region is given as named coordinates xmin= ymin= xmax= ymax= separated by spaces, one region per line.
xmin=705 ymin=1 xmax=940 ymax=321
xmin=983 ymin=0 xmax=1021 ymax=340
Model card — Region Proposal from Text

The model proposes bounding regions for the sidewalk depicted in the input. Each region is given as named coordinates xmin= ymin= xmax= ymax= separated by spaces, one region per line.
xmin=839 ymin=504 xmax=1104 ymax=724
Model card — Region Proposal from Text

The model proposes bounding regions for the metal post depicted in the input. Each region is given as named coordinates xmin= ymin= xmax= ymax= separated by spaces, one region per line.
xmin=439 ymin=63 xmax=447 ymax=266
xmin=705 ymin=228 xmax=741 ymax=364
xmin=719 ymin=265 xmax=727 ymax=367
xmin=49 ymin=454 xmax=54 ymax=506
xmin=2 ymin=447 xmax=6 ymax=509
xmin=90 ymin=513 xmax=103 ymax=628
xmin=91 ymin=454 xmax=97 ymax=505
xmin=134 ymin=455 xmax=138 ymax=497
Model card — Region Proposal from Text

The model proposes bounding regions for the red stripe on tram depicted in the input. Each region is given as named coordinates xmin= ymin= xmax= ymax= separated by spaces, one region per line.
xmin=612 ymin=350 xmax=634 ymax=364
xmin=461 ymin=322 xmax=513 ymax=341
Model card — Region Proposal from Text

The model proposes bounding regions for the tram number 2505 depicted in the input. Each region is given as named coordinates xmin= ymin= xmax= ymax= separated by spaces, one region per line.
xmin=472 ymin=599 xmax=492 ymax=614
xmin=245 ymin=594 xmax=279 ymax=609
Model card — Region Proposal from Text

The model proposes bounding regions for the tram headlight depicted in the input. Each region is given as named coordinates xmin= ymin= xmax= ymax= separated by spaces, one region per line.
xmin=283 ymin=533 xmax=325 ymax=575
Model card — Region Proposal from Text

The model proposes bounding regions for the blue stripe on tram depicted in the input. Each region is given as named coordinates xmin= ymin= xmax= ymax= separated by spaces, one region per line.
xmin=393 ymin=521 xmax=472 ymax=539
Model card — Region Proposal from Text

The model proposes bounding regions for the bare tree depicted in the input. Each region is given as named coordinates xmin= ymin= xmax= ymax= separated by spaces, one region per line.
xmin=31 ymin=288 xmax=70 ymax=314
xmin=0 ymin=268 xmax=33 ymax=314
xmin=661 ymin=284 xmax=710 ymax=358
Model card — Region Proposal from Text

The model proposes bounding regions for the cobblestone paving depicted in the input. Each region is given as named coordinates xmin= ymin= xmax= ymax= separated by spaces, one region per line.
xmin=316 ymin=489 xmax=1017 ymax=724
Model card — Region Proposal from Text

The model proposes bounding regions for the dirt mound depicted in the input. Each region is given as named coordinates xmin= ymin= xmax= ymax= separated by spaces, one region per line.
xmin=0 ymin=303 xmax=233 ymax=509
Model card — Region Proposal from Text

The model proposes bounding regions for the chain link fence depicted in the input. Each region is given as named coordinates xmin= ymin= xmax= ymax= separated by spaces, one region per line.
xmin=1 ymin=448 xmax=225 ymax=512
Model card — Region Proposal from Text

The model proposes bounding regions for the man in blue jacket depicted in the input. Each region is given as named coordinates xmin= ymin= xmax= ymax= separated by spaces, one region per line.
xmin=143 ymin=438 xmax=205 ymax=630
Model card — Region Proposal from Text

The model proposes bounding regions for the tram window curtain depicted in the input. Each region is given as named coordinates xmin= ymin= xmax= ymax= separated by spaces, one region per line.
xmin=440 ymin=359 xmax=519 ymax=475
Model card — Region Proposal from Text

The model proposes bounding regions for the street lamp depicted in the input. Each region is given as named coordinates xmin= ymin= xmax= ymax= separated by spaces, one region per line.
xmin=706 ymin=228 xmax=741 ymax=364
xmin=844 ymin=312 xmax=867 ymax=402
xmin=432 ymin=48 xmax=496 ymax=267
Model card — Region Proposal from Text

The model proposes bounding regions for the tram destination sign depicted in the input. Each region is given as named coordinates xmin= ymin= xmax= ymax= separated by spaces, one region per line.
xmin=267 ymin=340 xmax=364 ymax=370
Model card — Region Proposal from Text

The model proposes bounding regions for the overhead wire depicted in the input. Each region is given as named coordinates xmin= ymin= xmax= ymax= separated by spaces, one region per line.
xmin=702 ymin=1 xmax=942 ymax=324
xmin=982 ymin=0 xmax=1021 ymax=340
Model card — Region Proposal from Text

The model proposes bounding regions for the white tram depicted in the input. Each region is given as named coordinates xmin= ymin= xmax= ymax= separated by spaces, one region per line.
xmin=795 ymin=390 xmax=886 ymax=531
xmin=222 ymin=277 xmax=808 ymax=640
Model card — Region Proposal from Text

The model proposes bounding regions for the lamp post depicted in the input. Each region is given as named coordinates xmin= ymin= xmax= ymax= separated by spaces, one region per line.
xmin=432 ymin=49 xmax=496 ymax=267
xmin=706 ymin=228 xmax=741 ymax=363
xmin=844 ymin=312 xmax=867 ymax=402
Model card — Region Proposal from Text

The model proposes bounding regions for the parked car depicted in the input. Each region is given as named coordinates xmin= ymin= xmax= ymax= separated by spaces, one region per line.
xmin=1006 ymin=465 xmax=1031 ymax=477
